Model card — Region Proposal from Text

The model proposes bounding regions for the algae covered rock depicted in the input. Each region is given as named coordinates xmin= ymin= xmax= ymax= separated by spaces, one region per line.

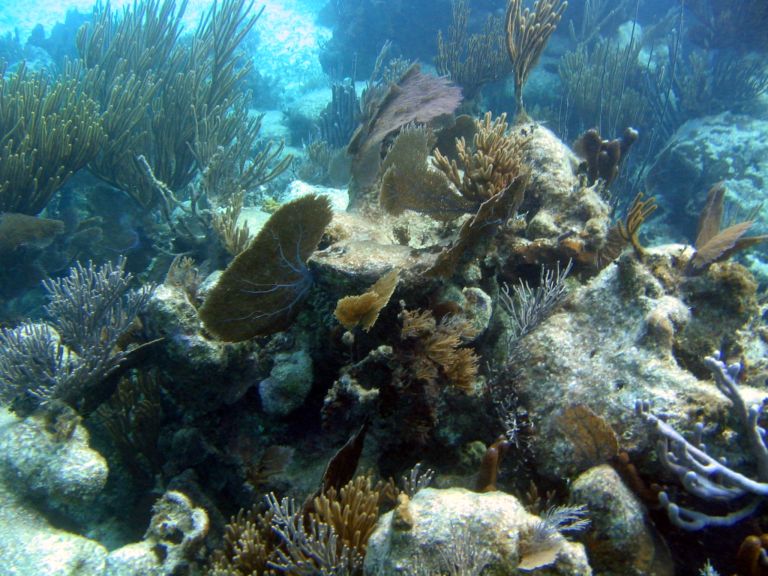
xmin=104 ymin=491 xmax=209 ymax=576
xmin=144 ymin=282 xmax=262 ymax=411
xmin=0 ymin=407 xmax=108 ymax=512
xmin=505 ymin=249 xmax=765 ymax=482
xmin=504 ymin=123 xmax=611 ymax=270
xmin=570 ymin=465 xmax=673 ymax=576
xmin=364 ymin=487 xmax=591 ymax=575
xmin=0 ymin=409 xmax=109 ymax=576
xmin=259 ymin=348 xmax=314 ymax=416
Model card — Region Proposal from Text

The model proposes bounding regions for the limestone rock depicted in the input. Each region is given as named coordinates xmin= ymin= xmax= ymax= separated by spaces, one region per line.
xmin=259 ymin=348 xmax=314 ymax=416
xmin=570 ymin=465 xmax=673 ymax=576
xmin=364 ymin=487 xmax=591 ymax=575
xmin=0 ymin=408 xmax=107 ymax=512
xmin=104 ymin=491 xmax=208 ymax=576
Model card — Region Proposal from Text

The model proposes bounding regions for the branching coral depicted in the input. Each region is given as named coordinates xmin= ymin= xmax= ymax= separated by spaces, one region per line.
xmin=399 ymin=307 xmax=480 ymax=394
xmin=433 ymin=112 xmax=531 ymax=204
xmin=211 ymin=189 xmax=253 ymax=257
xmin=0 ymin=257 xmax=153 ymax=415
xmin=597 ymin=192 xmax=657 ymax=266
xmin=263 ymin=473 xmax=384 ymax=575
xmin=78 ymin=0 xmax=290 ymax=209
xmin=637 ymin=352 xmax=768 ymax=530
xmin=505 ymin=0 xmax=568 ymax=118
xmin=688 ymin=0 xmax=768 ymax=53
xmin=0 ymin=61 xmax=104 ymax=215
xmin=379 ymin=113 xmax=531 ymax=277
xmin=558 ymin=39 xmax=647 ymax=137
xmin=500 ymin=259 xmax=572 ymax=349
xmin=208 ymin=507 xmax=275 ymax=576
xmin=436 ymin=0 xmax=510 ymax=100
xmin=312 ymin=474 xmax=383 ymax=558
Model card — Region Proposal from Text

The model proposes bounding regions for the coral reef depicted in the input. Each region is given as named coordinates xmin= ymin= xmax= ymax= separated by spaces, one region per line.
xmin=1 ymin=2 xmax=767 ymax=572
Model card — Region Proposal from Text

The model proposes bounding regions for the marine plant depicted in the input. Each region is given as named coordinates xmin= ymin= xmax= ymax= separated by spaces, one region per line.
xmin=687 ymin=182 xmax=767 ymax=274
xmin=78 ymin=0 xmax=290 ymax=209
xmin=0 ymin=60 xmax=105 ymax=215
xmin=436 ymin=0 xmax=510 ymax=101
xmin=505 ymin=0 xmax=568 ymax=118
xmin=199 ymin=194 xmax=333 ymax=342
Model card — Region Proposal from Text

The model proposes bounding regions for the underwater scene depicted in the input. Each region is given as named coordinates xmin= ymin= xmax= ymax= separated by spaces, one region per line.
xmin=1 ymin=0 xmax=768 ymax=574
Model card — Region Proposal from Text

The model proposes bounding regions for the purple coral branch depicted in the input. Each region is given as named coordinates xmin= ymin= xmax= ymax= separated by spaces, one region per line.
xmin=636 ymin=352 xmax=768 ymax=530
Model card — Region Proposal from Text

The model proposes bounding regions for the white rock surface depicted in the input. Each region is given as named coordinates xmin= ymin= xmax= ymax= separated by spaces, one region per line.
xmin=364 ymin=487 xmax=591 ymax=575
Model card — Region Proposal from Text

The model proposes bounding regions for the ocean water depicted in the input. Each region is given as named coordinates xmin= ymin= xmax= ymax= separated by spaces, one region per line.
xmin=0 ymin=0 xmax=767 ymax=575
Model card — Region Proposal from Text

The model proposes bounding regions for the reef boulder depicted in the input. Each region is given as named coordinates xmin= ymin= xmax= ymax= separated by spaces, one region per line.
xmin=364 ymin=487 xmax=591 ymax=575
